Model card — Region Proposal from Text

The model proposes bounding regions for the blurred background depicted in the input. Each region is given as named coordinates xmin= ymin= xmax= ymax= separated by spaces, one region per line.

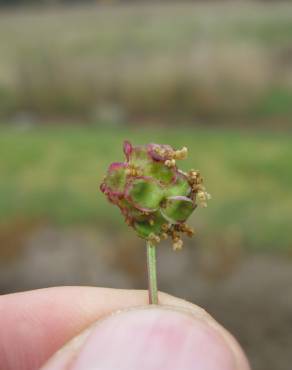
xmin=0 ymin=1 xmax=291 ymax=369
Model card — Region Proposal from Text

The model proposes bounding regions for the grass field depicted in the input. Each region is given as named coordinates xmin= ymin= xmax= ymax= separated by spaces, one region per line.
xmin=1 ymin=2 xmax=291 ymax=251
xmin=0 ymin=3 xmax=292 ymax=122
xmin=0 ymin=125 xmax=291 ymax=251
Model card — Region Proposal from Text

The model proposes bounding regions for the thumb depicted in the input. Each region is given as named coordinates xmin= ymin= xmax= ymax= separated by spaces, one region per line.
xmin=42 ymin=305 xmax=250 ymax=370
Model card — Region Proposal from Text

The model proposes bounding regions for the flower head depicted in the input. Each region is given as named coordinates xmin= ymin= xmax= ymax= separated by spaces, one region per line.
xmin=100 ymin=141 xmax=209 ymax=250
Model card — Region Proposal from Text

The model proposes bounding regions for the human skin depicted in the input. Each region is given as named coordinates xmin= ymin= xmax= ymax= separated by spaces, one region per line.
xmin=0 ymin=287 xmax=250 ymax=370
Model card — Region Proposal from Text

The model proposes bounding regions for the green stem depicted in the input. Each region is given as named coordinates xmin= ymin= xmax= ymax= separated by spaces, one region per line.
xmin=146 ymin=241 xmax=158 ymax=304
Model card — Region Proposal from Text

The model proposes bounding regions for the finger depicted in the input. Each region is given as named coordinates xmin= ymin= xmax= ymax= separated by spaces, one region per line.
xmin=43 ymin=306 xmax=250 ymax=370
xmin=0 ymin=287 xmax=200 ymax=370
xmin=0 ymin=287 xmax=249 ymax=370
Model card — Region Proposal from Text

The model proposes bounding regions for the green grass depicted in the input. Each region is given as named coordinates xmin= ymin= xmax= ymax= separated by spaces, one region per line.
xmin=253 ymin=88 xmax=292 ymax=118
xmin=0 ymin=125 xmax=291 ymax=251
xmin=0 ymin=3 xmax=292 ymax=122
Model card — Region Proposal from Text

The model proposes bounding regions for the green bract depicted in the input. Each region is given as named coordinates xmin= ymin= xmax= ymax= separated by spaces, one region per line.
xmin=100 ymin=141 xmax=210 ymax=250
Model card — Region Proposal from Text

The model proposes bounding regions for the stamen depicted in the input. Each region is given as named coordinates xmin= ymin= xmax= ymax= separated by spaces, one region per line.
xmin=165 ymin=159 xmax=176 ymax=168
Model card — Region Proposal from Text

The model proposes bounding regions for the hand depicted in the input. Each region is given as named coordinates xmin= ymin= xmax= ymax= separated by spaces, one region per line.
xmin=0 ymin=287 xmax=250 ymax=370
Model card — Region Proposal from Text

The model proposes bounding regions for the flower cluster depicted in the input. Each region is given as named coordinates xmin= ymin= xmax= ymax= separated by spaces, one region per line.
xmin=100 ymin=141 xmax=210 ymax=250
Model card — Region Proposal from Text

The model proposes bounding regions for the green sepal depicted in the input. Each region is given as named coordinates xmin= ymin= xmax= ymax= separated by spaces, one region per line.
xmin=144 ymin=161 xmax=175 ymax=184
xmin=126 ymin=177 xmax=164 ymax=212
xmin=161 ymin=196 xmax=195 ymax=224
xmin=105 ymin=163 xmax=127 ymax=194
xmin=134 ymin=212 xmax=166 ymax=238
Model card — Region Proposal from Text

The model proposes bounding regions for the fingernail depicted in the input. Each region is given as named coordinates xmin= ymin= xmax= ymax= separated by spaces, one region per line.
xmin=43 ymin=307 xmax=239 ymax=370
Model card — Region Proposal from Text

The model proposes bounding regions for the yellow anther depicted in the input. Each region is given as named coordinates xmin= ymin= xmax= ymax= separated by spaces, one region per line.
xmin=161 ymin=223 xmax=170 ymax=232
xmin=181 ymin=146 xmax=188 ymax=156
xmin=125 ymin=165 xmax=143 ymax=177
xmin=173 ymin=147 xmax=188 ymax=160
xmin=188 ymin=170 xmax=200 ymax=182
xmin=165 ymin=159 xmax=176 ymax=168
xmin=182 ymin=224 xmax=195 ymax=237
xmin=149 ymin=219 xmax=155 ymax=226
xmin=161 ymin=232 xmax=168 ymax=240
xmin=198 ymin=191 xmax=206 ymax=201
xmin=149 ymin=233 xmax=160 ymax=244
xmin=173 ymin=238 xmax=183 ymax=251
xmin=155 ymin=147 xmax=166 ymax=157
xmin=192 ymin=183 xmax=204 ymax=192
xmin=198 ymin=190 xmax=209 ymax=208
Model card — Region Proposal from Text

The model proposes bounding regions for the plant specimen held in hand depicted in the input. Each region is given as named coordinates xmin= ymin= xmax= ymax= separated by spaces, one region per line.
xmin=100 ymin=141 xmax=210 ymax=304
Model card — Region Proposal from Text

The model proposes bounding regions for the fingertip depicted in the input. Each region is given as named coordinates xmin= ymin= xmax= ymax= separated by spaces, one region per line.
xmin=43 ymin=306 xmax=250 ymax=370
xmin=159 ymin=291 xmax=250 ymax=369
xmin=158 ymin=290 xmax=211 ymax=318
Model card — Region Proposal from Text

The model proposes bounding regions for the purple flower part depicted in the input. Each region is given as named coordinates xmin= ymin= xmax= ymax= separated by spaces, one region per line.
xmin=177 ymin=169 xmax=187 ymax=177
xmin=124 ymin=176 xmax=161 ymax=213
xmin=108 ymin=162 xmax=127 ymax=173
xmin=101 ymin=162 xmax=128 ymax=200
xmin=123 ymin=140 xmax=133 ymax=162
xmin=147 ymin=143 xmax=174 ymax=162
xmin=167 ymin=195 xmax=194 ymax=204
xmin=128 ymin=144 xmax=149 ymax=162
xmin=176 ymin=170 xmax=191 ymax=184
xmin=100 ymin=182 xmax=107 ymax=193
xmin=102 ymin=183 xmax=125 ymax=200
xmin=101 ymin=184 xmax=116 ymax=205
xmin=117 ymin=204 xmax=137 ymax=226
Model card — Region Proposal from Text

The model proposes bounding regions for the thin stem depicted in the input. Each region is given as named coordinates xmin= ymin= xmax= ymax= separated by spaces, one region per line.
xmin=146 ymin=240 xmax=158 ymax=304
